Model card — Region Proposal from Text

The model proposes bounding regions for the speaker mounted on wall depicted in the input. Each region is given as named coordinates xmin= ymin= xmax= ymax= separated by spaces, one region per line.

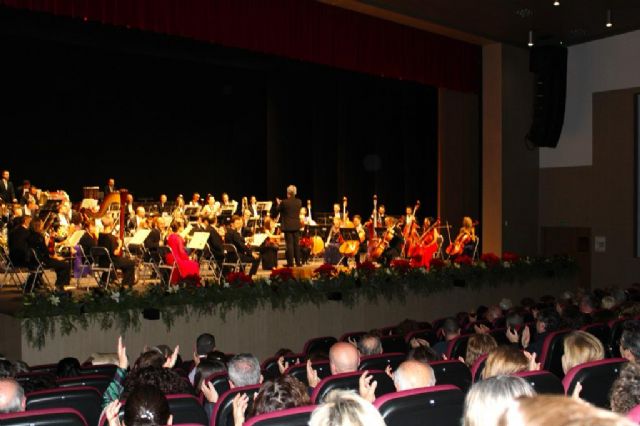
xmin=526 ymin=45 xmax=568 ymax=148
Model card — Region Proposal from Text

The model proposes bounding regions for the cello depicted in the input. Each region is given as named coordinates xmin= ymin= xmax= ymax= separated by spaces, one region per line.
xmin=410 ymin=218 xmax=440 ymax=268
xmin=446 ymin=217 xmax=477 ymax=257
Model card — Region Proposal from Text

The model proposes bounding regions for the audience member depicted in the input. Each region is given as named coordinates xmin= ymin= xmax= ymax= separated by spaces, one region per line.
xmin=0 ymin=378 xmax=25 ymax=414
xmin=463 ymin=375 xmax=535 ymax=426
xmin=308 ymin=343 xmax=360 ymax=389
xmin=308 ymin=390 xmax=386 ymax=426
xmin=499 ymin=395 xmax=635 ymax=426
xmin=621 ymin=321 xmax=640 ymax=363
xmin=105 ymin=384 xmax=173 ymax=426
xmin=462 ymin=334 xmax=497 ymax=367
xmin=56 ymin=357 xmax=81 ymax=378
xmin=432 ymin=318 xmax=460 ymax=356
xmin=610 ymin=362 xmax=640 ymax=414
xmin=406 ymin=346 xmax=441 ymax=363
xmin=482 ymin=346 xmax=537 ymax=379
xmin=561 ymin=331 xmax=604 ymax=374
xmin=357 ymin=334 xmax=383 ymax=356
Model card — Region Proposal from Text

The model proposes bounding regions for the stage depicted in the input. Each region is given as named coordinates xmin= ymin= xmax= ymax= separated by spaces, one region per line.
xmin=0 ymin=257 xmax=577 ymax=365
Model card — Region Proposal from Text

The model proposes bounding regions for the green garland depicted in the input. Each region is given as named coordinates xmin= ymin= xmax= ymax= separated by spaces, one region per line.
xmin=19 ymin=255 xmax=577 ymax=349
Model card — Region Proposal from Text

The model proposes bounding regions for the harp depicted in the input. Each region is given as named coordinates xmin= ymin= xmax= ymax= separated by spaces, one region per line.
xmin=86 ymin=189 xmax=129 ymax=239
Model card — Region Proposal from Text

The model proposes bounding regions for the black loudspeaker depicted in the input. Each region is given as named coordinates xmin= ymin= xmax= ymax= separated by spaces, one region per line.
xmin=526 ymin=45 xmax=568 ymax=148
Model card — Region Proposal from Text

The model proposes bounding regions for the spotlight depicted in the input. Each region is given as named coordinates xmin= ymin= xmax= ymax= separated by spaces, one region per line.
xmin=606 ymin=9 xmax=613 ymax=27
xmin=528 ymin=30 xmax=534 ymax=47
xmin=553 ymin=1 xmax=560 ymax=6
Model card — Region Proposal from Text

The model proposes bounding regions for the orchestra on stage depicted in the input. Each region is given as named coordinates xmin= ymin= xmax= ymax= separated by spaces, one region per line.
xmin=0 ymin=172 xmax=479 ymax=290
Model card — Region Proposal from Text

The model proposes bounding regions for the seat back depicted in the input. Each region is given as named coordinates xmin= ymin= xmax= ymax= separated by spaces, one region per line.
xmin=205 ymin=372 xmax=231 ymax=401
xmin=562 ymin=358 xmax=627 ymax=408
xmin=166 ymin=394 xmax=208 ymax=425
xmin=311 ymin=370 xmax=395 ymax=404
xmin=470 ymin=353 xmax=488 ymax=383
xmin=212 ymin=384 xmax=261 ymax=426
xmin=26 ymin=386 xmax=101 ymax=426
xmin=261 ymin=354 xmax=306 ymax=381
xmin=580 ymin=323 xmax=611 ymax=354
xmin=338 ymin=331 xmax=366 ymax=342
xmin=380 ymin=335 xmax=408 ymax=353
xmin=429 ymin=360 xmax=472 ymax=392
xmin=539 ymin=329 xmax=571 ymax=378
xmin=514 ymin=370 xmax=564 ymax=394
xmin=374 ymin=385 xmax=464 ymax=426
xmin=405 ymin=329 xmax=437 ymax=346
xmin=243 ymin=405 xmax=316 ymax=426
xmin=0 ymin=407 xmax=88 ymax=426
xmin=79 ymin=364 xmax=117 ymax=377
xmin=303 ymin=336 xmax=337 ymax=356
xmin=90 ymin=246 xmax=113 ymax=268
xmin=285 ymin=361 xmax=330 ymax=387
xmin=608 ymin=319 xmax=627 ymax=358
xmin=489 ymin=327 xmax=510 ymax=345
xmin=56 ymin=374 xmax=112 ymax=393
xmin=445 ymin=334 xmax=472 ymax=359
xmin=358 ymin=353 xmax=405 ymax=372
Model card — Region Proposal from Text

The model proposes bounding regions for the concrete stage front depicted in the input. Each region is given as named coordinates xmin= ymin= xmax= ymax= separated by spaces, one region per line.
xmin=1 ymin=276 xmax=574 ymax=365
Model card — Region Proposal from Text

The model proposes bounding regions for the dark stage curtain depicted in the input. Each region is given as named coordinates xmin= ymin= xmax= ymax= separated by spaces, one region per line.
xmin=0 ymin=0 xmax=480 ymax=93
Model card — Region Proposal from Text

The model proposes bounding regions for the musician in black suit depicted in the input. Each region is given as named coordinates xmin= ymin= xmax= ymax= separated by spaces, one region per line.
xmin=97 ymin=216 xmax=136 ymax=287
xmin=276 ymin=185 xmax=303 ymax=267
xmin=103 ymin=178 xmax=116 ymax=197
xmin=226 ymin=215 xmax=260 ymax=275
xmin=201 ymin=215 xmax=225 ymax=263
xmin=8 ymin=215 xmax=31 ymax=267
xmin=0 ymin=170 xmax=16 ymax=203
xmin=27 ymin=218 xmax=70 ymax=290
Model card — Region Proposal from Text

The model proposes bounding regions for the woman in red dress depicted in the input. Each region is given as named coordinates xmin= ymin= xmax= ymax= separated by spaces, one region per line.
xmin=166 ymin=221 xmax=200 ymax=285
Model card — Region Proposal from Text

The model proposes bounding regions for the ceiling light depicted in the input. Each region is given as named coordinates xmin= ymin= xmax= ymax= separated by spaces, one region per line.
xmin=606 ymin=9 xmax=613 ymax=27
xmin=553 ymin=1 xmax=560 ymax=6
xmin=528 ymin=30 xmax=534 ymax=47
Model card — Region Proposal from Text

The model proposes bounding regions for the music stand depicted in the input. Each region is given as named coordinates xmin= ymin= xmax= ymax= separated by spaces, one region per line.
xmin=219 ymin=208 xmax=234 ymax=225
xmin=184 ymin=206 xmax=201 ymax=220
xmin=246 ymin=218 xmax=259 ymax=229
xmin=340 ymin=228 xmax=360 ymax=241
xmin=308 ymin=225 xmax=330 ymax=240
xmin=256 ymin=201 xmax=272 ymax=216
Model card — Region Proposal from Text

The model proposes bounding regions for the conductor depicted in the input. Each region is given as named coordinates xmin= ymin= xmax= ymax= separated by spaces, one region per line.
xmin=276 ymin=185 xmax=303 ymax=267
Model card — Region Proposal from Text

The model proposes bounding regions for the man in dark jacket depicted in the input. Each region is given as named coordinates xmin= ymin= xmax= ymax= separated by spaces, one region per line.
xmin=276 ymin=185 xmax=302 ymax=267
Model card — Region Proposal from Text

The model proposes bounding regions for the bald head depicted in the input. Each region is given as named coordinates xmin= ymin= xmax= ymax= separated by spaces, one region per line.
xmin=393 ymin=360 xmax=436 ymax=391
xmin=329 ymin=342 xmax=360 ymax=374
xmin=0 ymin=379 xmax=25 ymax=414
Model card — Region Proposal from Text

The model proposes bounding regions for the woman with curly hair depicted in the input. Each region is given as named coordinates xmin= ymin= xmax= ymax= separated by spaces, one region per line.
xmin=232 ymin=375 xmax=310 ymax=425
xmin=611 ymin=362 xmax=640 ymax=414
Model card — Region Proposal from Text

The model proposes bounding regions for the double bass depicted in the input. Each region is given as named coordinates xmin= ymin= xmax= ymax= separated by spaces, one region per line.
xmin=366 ymin=195 xmax=383 ymax=261
xmin=401 ymin=200 xmax=420 ymax=257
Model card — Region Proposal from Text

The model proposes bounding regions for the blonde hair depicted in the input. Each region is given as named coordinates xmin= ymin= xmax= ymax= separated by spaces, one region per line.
xmin=499 ymin=395 xmax=636 ymax=426
xmin=464 ymin=375 xmax=535 ymax=426
xmin=561 ymin=331 xmax=604 ymax=374
xmin=465 ymin=334 xmax=498 ymax=367
xmin=308 ymin=390 xmax=385 ymax=426
xmin=482 ymin=346 xmax=529 ymax=380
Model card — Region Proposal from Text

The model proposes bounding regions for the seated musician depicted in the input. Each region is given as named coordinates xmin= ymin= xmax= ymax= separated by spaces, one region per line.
xmin=201 ymin=215 xmax=225 ymax=264
xmin=8 ymin=215 xmax=31 ymax=267
xmin=188 ymin=192 xmax=201 ymax=207
xmin=226 ymin=215 xmax=260 ymax=275
xmin=220 ymin=192 xmax=238 ymax=214
xmin=74 ymin=220 xmax=97 ymax=278
xmin=172 ymin=195 xmax=186 ymax=219
xmin=241 ymin=209 xmax=254 ymax=238
xmin=166 ymin=221 xmax=201 ymax=285
xmin=128 ymin=206 xmax=146 ymax=234
xmin=259 ymin=217 xmax=280 ymax=270
xmin=352 ymin=215 xmax=367 ymax=265
xmin=27 ymin=218 xmax=70 ymax=291
xmin=410 ymin=217 xmax=440 ymax=269
xmin=448 ymin=216 xmax=477 ymax=258
xmin=249 ymin=195 xmax=259 ymax=218
xmin=324 ymin=216 xmax=343 ymax=265
xmin=201 ymin=194 xmax=220 ymax=217
xmin=98 ymin=216 xmax=136 ymax=288
xmin=157 ymin=194 xmax=171 ymax=215
xmin=144 ymin=217 xmax=162 ymax=253
xmin=379 ymin=216 xmax=403 ymax=267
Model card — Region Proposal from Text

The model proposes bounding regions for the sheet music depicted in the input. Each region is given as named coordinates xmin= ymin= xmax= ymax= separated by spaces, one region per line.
xmin=65 ymin=230 xmax=85 ymax=247
xmin=187 ymin=232 xmax=210 ymax=250
xmin=129 ymin=229 xmax=151 ymax=246
xmin=250 ymin=233 xmax=269 ymax=247
xmin=179 ymin=224 xmax=192 ymax=239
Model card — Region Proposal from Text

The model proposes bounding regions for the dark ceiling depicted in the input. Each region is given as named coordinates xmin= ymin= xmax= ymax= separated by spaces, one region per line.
xmin=353 ymin=0 xmax=640 ymax=46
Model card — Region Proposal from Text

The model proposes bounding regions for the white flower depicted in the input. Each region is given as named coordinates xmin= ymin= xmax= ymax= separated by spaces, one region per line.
xmin=479 ymin=262 xmax=487 ymax=269
xmin=264 ymin=278 xmax=272 ymax=286
xmin=167 ymin=285 xmax=180 ymax=294
xmin=223 ymin=282 xmax=230 ymax=288
xmin=110 ymin=291 xmax=121 ymax=303
xmin=385 ymin=268 xmax=392 ymax=275
xmin=48 ymin=295 xmax=60 ymax=306
xmin=453 ymin=263 xmax=460 ymax=269
xmin=503 ymin=261 xmax=511 ymax=268
xmin=353 ymin=271 xmax=359 ymax=280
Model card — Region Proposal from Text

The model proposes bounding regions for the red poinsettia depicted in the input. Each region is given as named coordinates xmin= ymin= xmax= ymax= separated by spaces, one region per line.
xmin=226 ymin=271 xmax=253 ymax=286
xmin=454 ymin=255 xmax=473 ymax=266
xmin=390 ymin=258 xmax=412 ymax=272
xmin=430 ymin=258 xmax=446 ymax=269
xmin=356 ymin=261 xmax=377 ymax=273
xmin=502 ymin=252 xmax=520 ymax=263
xmin=314 ymin=263 xmax=337 ymax=276
xmin=270 ymin=267 xmax=294 ymax=281
xmin=480 ymin=252 xmax=501 ymax=267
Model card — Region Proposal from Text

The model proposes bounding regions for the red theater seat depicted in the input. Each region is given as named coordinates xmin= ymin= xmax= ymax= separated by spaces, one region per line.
xmin=56 ymin=374 xmax=112 ymax=393
xmin=212 ymin=384 xmax=261 ymax=426
xmin=470 ymin=353 xmax=488 ymax=383
xmin=445 ymin=334 xmax=473 ymax=360
xmin=338 ymin=331 xmax=366 ymax=342
xmin=303 ymin=336 xmax=337 ymax=356
xmin=380 ymin=335 xmax=408 ymax=353
xmin=26 ymin=386 xmax=101 ymax=426
xmin=284 ymin=360 xmax=331 ymax=387
xmin=374 ymin=385 xmax=464 ymax=426
xmin=310 ymin=370 xmax=395 ymax=404
xmin=359 ymin=353 xmax=405 ymax=372
xmin=0 ymin=407 xmax=88 ymax=426
xmin=514 ymin=370 xmax=564 ymax=394
xmin=261 ymin=353 xmax=306 ymax=381
xmin=538 ymin=329 xmax=571 ymax=378
xmin=429 ymin=360 xmax=472 ymax=392
xmin=243 ymin=405 xmax=317 ymax=426
xmin=562 ymin=358 xmax=627 ymax=408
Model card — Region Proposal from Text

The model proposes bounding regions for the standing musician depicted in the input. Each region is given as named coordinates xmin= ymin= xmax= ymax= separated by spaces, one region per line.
xmin=249 ymin=196 xmax=259 ymax=218
xmin=276 ymin=184 xmax=303 ymax=268
xmin=103 ymin=178 xmax=116 ymax=197
xmin=352 ymin=214 xmax=367 ymax=265
xmin=446 ymin=216 xmax=477 ymax=258
xmin=371 ymin=204 xmax=386 ymax=225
